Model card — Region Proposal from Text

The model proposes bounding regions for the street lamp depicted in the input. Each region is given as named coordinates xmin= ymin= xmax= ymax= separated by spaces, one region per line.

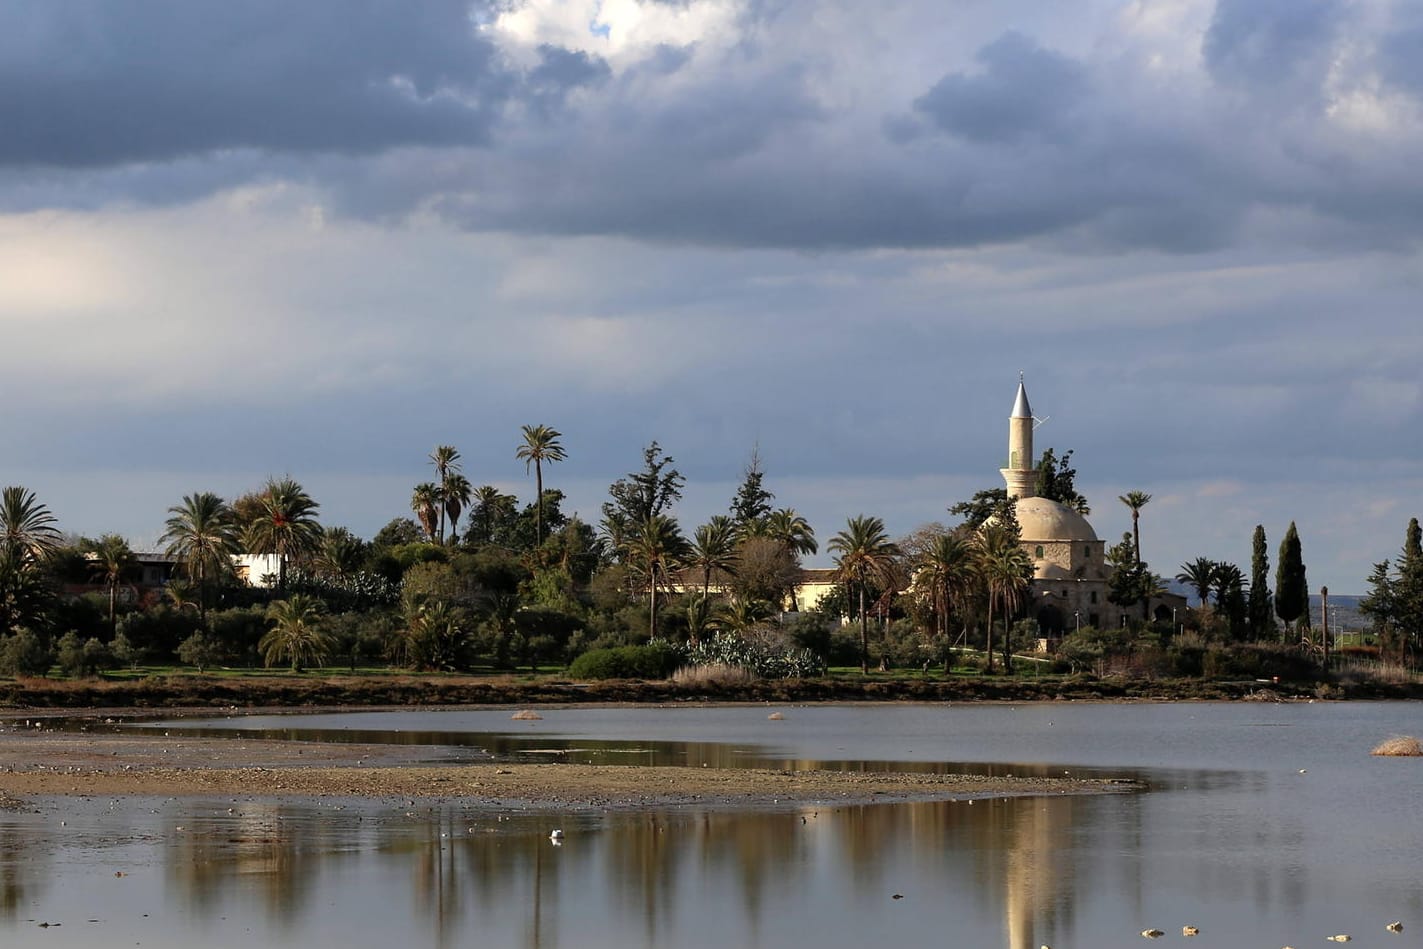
xmin=1172 ymin=607 xmax=1178 ymax=637
xmin=1074 ymin=611 xmax=1081 ymax=634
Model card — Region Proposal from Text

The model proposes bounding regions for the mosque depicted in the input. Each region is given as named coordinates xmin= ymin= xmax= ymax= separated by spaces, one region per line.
xmin=1000 ymin=376 xmax=1183 ymax=635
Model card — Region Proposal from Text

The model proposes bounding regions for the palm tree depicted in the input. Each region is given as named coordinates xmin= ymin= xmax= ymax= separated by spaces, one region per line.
xmin=314 ymin=527 xmax=365 ymax=579
xmin=976 ymin=525 xmax=1033 ymax=673
xmin=916 ymin=532 xmax=979 ymax=673
xmin=411 ymin=482 xmax=441 ymax=542
xmin=1176 ymin=557 xmax=1218 ymax=608
xmin=160 ymin=492 xmax=239 ymax=622
xmin=515 ymin=425 xmax=567 ymax=546
xmin=428 ymin=445 xmax=463 ymax=544
xmin=622 ymin=514 xmax=688 ymax=639
xmin=829 ymin=515 xmax=901 ymax=674
xmin=442 ymin=473 xmax=473 ymax=545
xmin=1 ymin=485 xmax=61 ymax=563
xmin=764 ymin=508 xmax=818 ymax=557
xmin=244 ymin=477 xmax=322 ymax=590
xmin=259 ymin=594 xmax=330 ymax=672
xmin=1118 ymin=491 xmax=1152 ymax=565
xmin=81 ymin=534 xmax=136 ymax=635
xmin=974 ymin=526 xmax=1028 ymax=672
xmin=689 ymin=516 xmax=739 ymax=602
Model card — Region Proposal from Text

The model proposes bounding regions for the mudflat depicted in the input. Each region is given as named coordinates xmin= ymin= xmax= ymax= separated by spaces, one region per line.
xmin=0 ymin=714 xmax=1130 ymax=808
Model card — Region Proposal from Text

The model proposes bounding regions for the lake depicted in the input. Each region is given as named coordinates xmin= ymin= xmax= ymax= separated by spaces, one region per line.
xmin=3 ymin=701 xmax=1420 ymax=948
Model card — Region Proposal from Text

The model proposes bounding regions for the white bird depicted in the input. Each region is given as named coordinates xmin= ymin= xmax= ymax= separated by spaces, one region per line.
xmin=549 ymin=829 xmax=564 ymax=840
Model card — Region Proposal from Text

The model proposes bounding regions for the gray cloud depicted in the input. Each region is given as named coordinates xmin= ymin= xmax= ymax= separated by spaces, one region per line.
xmin=912 ymin=31 xmax=1088 ymax=145
xmin=1203 ymin=0 xmax=1345 ymax=94
xmin=0 ymin=0 xmax=510 ymax=167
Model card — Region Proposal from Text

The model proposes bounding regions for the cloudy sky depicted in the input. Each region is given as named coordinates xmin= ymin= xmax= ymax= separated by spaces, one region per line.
xmin=3 ymin=0 xmax=1421 ymax=592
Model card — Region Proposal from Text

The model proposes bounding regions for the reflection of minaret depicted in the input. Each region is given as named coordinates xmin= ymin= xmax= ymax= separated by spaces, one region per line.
xmin=1000 ymin=373 xmax=1037 ymax=500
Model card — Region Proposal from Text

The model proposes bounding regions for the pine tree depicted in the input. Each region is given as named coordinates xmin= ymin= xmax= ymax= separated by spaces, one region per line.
xmin=1248 ymin=524 xmax=1275 ymax=640
xmin=1392 ymin=518 xmax=1423 ymax=656
xmin=1275 ymin=522 xmax=1308 ymax=635
xmin=728 ymin=448 xmax=774 ymax=532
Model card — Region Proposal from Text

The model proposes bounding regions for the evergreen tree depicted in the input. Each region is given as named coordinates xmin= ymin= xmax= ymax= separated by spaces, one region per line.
xmin=1274 ymin=522 xmax=1308 ymax=635
xmin=1247 ymin=524 xmax=1275 ymax=641
xmin=1034 ymin=448 xmax=1090 ymax=514
xmin=728 ymin=448 xmax=774 ymax=532
xmin=601 ymin=442 xmax=685 ymax=556
xmin=1397 ymin=518 xmax=1423 ymax=654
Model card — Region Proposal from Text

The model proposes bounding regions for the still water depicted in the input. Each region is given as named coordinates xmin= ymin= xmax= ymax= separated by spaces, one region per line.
xmin=4 ymin=702 xmax=1421 ymax=949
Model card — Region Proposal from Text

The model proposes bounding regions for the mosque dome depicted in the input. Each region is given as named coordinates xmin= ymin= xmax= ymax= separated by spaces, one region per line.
xmin=1013 ymin=495 xmax=1099 ymax=544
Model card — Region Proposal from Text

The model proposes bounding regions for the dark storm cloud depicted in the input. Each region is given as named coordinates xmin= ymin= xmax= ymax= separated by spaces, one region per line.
xmin=1203 ymin=0 xmax=1345 ymax=92
xmin=0 ymin=0 xmax=511 ymax=167
xmin=3 ymin=0 xmax=1423 ymax=256
xmin=912 ymin=31 xmax=1088 ymax=145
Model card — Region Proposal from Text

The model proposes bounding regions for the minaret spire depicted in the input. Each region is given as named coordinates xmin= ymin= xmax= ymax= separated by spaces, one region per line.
xmin=1000 ymin=373 xmax=1036 ymax=499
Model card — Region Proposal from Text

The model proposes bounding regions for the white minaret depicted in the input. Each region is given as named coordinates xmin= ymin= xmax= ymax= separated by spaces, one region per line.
xmin=1000 ymin=373 xmax=1036 ymax=499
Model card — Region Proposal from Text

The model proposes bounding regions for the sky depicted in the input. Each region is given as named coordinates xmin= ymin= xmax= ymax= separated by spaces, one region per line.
xmin=2 ymin=0 xmax=1421 ymax=592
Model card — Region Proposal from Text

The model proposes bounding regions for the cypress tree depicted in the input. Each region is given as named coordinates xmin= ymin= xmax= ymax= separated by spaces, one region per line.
xmin=1248 ymin=525 xmax=1274 ymax=640
xmin=1275 ymin=522 xmax=1308 ymax=635
xmin=1394 ymin=518 xmax=1423 ymax=656
xmin=729 ymin=449 xmax=774 ymax=532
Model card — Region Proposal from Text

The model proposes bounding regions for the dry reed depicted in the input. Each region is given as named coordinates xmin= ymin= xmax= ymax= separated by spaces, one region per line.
xmin=669 ymin=663 xmax=757 ymax=687
xmin=1370 ymin=735 xmax=1422 ymax=756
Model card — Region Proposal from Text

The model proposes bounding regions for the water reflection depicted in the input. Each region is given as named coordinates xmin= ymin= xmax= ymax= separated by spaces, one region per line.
xmin=9 ymin=703 xmax=1423 ymax=948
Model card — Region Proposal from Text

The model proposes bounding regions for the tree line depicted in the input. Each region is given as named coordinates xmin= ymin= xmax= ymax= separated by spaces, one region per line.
xmin=0 ymin=432 xmax=1408 ymax=681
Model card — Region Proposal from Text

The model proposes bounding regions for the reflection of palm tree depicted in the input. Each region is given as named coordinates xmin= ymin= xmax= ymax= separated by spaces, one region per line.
xmin=260 ymin=594 xmax=330 ymax=671
xmin=976 ymin=525 xmax=1032 ymax=673
xmin=829 ymin=516 xmax=901 ymax=674
xmin=624 ymin=514 xmax=688 ymax=639
xmin=429 ymin=445 xmax=462 ymax=544
xmin=1118 ymin=491 xmax=1152 ymax=564
xmin=516 ymin=425 xmax=567 ymax=546
xmin=244 ymin=478 xmax=322 ymax=590
xmin=161 ymin=492 xmax=238 ymax=622
xmin=411 ymin=483 xmax=441 ymax=542
xmin=917 ymin=532 xmax=979 ymax=673
xmin=81 ymin=533 xmax=136 ymax=635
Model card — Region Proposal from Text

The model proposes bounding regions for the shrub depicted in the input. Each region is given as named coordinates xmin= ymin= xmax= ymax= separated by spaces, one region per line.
xmin=56 ymin=631 xmax=111 ymax=677
xmin=177 ymin=632 xmax=226 ymax=673
xmin=682 ymin=630 xmax=825 ymax=679
xmin=567 ymin=642 xmax=681 ymax=680
xmin=0 ymin=628 xmax=53 ymax=677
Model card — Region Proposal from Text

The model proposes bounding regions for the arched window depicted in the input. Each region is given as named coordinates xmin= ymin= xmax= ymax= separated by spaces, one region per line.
xmin=1035 ymin=545 xmax=1045 ymax=559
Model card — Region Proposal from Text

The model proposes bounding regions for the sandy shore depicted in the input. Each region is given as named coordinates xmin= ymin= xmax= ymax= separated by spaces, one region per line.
xmin=0 ymin=715 xmax=1134 ymax=809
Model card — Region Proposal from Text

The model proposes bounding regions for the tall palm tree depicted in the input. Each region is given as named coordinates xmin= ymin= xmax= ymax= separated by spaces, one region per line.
xmin=244 ymin=477 xmax=322 ymax=590
xmin=1176 ymin=557 xmax=1219 ymax=608
xmin=917 ymin=532 xmax=979 ymax=673
xmin=441 ymin=473 xmax=473 ymax=545
xmin=410 ymin=483 xmax=441 ymax=542
xmin=764 ymin=508 xmax=818 ymax=557
xmin=829 ymin=515 xmax=901 ymax=674
xmin=1118 ymin=491 xmax=1152 ymax=565
xmin=428 ymin=445 xmax=463 ymax=544
xmin=81 ymin=534 xmax=136 ymax=635
xmin=259 ymin=594 xmax=330 ymax=672
xmin=1 ymin=485 xmax=61 ymax=562
xmin=515 ymin=425 xmax=567 ymax=546
xmin=160 ymin=492 xmax=239 ymax=622
xmin=688 ymin=515 xmax=739 ymax=603
xmin=623 ymin=514 xmax=688 ymax=640
xmin=976 ymin=525 xmax=1033 ymax=673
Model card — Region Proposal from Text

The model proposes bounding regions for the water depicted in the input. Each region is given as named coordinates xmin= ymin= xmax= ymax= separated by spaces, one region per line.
xmin=5 ymin=702 xmax=1422 ymax=948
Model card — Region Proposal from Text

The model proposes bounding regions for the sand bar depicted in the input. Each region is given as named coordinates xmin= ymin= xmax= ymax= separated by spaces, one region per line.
xmin=0 ymin=714 xmax=1135 ymax=808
